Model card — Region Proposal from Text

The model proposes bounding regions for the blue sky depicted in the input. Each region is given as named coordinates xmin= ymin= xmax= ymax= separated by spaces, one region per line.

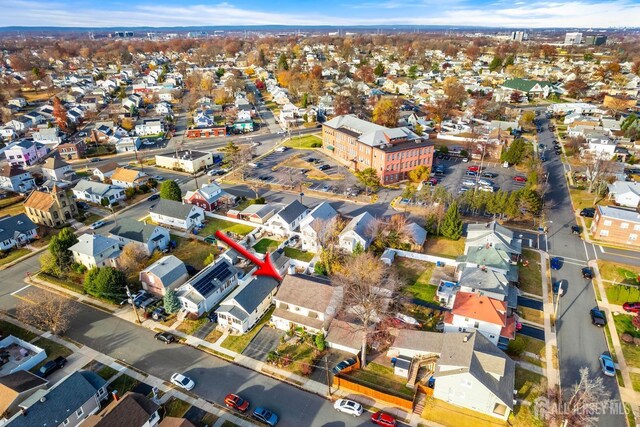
xmin=1 ymin=0 xmax=639 ymax=27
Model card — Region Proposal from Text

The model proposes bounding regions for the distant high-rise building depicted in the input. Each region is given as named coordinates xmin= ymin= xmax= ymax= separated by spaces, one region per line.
xmin=187 ymin=31 xmax=208 ymax=38
xmin=564 ymin=32 xmax=583 ymax=45
xmin=111 ymin=31 xmax=134 ymax=38
xmin=584 ymin=34 xmax=607 ymax=46
xmin=510 ymin=31 xmax=528 ymax=42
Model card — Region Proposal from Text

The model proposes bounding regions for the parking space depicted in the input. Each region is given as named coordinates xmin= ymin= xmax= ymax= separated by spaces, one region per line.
xmin=241 ymin=326 xmax=284 ymax=361
xmin=432 ymin=157 xmax=527 ymax=195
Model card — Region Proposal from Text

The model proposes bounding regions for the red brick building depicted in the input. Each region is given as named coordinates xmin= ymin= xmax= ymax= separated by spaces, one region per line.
xmin=56 ymin=141 xmax=86 ymax=160
xmin=322 ymin=115 xmax=434 ymax=184
xmin=590 ymin=205 xmax=640 ymax=247
xmin=186 ymin=127 xmax=226 ymax=139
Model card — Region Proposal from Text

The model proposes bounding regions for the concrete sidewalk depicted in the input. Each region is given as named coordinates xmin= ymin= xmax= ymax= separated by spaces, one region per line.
xmin=538 ymin=249 xmax=560 ymax=391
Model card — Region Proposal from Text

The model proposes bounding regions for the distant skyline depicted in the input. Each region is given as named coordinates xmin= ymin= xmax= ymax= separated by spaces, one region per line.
xmin=1 ymin=0 xmax=640 ymax=28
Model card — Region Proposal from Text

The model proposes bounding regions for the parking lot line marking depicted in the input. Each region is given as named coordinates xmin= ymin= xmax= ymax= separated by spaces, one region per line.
xmin=11 ymin=284 xmax=31 ymax=295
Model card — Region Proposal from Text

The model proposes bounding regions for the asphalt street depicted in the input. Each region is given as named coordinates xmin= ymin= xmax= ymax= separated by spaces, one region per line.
xmin=539 ymin=114 xmax=625 ymax=427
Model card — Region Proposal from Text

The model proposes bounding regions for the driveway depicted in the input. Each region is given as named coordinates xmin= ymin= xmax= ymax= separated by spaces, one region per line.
xmin=192 ymin=321 xmax=217 ymax=341
xmin=310 ymin=348 xmax=356 ymax=385
xmin=241 ymin=326 xmax=284 ymax=361
xmin=518 ymin=296 xmax=544 ymax=311
xmin=519 ymin=324 xmax=545 ymax=341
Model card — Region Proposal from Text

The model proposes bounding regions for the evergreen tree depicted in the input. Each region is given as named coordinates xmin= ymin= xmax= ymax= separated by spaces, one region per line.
xmin=278 ymin=53 xmax=289 ymax=71
xmin=501 ymin=138 xmax=527 ymax=165
xmin=49 ymin=227 xmax=79 ymax=270
xmin=374 ymin=62 xmax=385 ymax=77
xmin=163 ymin=289 xmax=181 ymax=314
xmin=440 ymin=202 xmax=463 ymax=240
xmin=160 ymin=180 xmax=182 ymax=201
xmin=84 ymin=267 xmax=126 ymax=301
xmin=505 ymin=192 xmax=520 ymax=219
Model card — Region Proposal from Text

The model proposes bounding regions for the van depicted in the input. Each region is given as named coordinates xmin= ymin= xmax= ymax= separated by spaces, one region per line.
xmin=502 ymin=161 xmax=510 ymax=168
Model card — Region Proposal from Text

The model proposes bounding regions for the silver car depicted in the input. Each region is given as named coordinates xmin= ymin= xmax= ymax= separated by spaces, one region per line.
xmin=462 ymin=179 xmax=476 ymax=187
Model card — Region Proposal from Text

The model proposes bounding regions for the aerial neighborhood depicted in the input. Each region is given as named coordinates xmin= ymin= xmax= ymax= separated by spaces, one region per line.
xmin=1 ymin=19 xmax=640 ymax=427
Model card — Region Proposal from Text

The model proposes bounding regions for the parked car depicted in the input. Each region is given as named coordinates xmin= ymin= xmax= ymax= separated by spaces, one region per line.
xmin=90 ymin=220 xmax=105 ymax=230
xmin=622 ymin=302 xmax=640 ymax=313
xmin=334 ymin=399 xmax=363 ymax=417
xmin=224 ymin=393 xmax=250 ymax=412
xmin=465 ymin=170 xmax=478 ymax=177
xmin=154 ymin=332 xmax=176 ymax=344
xmin=513 ymin=175 xmax=527 ymax=183
xmin=77 ymin=202 xmax=90 ymax=210
xmin=462 ymin=180 xmax=476 ymax=187
xmin=550 ymin=257 xmax=562 ymax=270
xmin=582 ymin=267 xmax=593 ymax=279
xmin=332 ymin=358 xmax=357 ymax=374
xmin=318 ymin=164 xmax=331 ymax=171
xmin=206 ymin=311 xmax=218 ymax=322
xmin=461 ymin=157 xmax=469 ymax=163
xmin=151 ymin=307 xmax=169 ymax=321
xmin=371 ymin=411 xmax=397 ymax=427
xmin=599 ymin=353 xmax=616 ymax=377
xmin=571 ymin=225 xmax=581 ymax=235
xmin=90 ymin=158 xmax=102 ymax=163
xmin=148 ymin=194 xmax=160 ymax=201
xmin=275 ymin=146 xmax=288 ymax=152
xmin=204 ymin=235 xmax=217 ymax=244
xmin=154 ymin=175 xmax=165 ymax=181
xmin=580 ymin=208 xmax=596 ymax=218
xmin=478 ymin=178 xmax=494 ymax=187
xmin=590 ymin=307 xmax=607 ymax=327
xmin=252 ymin=407 xmax=278 ymax=426
xmin=395 ymin=313 xmax=421 ymax=326
xmin=38 ymin=356 xmax=67 ymax=378
xmin=481 ymin=172 xmax=498 ymax=178
xmin=552 ymin=279 xmax=566 ymax=296
xmin=466 ymin=166 xmax=481 ymax=172
xmin=170 ymin=373 xmax=195 ymax=390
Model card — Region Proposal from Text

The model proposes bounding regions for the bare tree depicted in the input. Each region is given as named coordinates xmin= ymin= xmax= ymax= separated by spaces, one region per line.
xmin=117 ymin=242 xmax=147 ymax=274
xmin=582 ymin=152 xmax=616 ymax=194
xmin=16 ymin=291 xmax=78 ymax=335
xmin=331 ymin=252 xmax=402 ymax=366
xmin=311 ymin=216 xmax=345 ymax=275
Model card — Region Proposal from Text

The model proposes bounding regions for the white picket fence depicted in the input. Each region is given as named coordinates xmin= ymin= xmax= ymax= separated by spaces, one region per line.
xmin=382 ymin=248 xmax=460 ymax=267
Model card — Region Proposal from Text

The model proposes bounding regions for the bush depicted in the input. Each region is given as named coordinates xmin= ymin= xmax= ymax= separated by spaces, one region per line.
xmin=125 ymin=187 xmax=136 ymax=199
xmin=299 ymin=362 xmax=313 ymax=376
xmin=621 ymin=333 xmax=635 ymax=344
xmin=314 ymin=261 xmax=327 ymax=276
xmin=311 ymin=142 xmax=322 ymax=148
xmin=254 ymin=197 xmax=266 ymax=204
xmin=314 ymin=333 xmax=326 ymax=351
xmin=506 ymin=336 xmax=526 ymax=356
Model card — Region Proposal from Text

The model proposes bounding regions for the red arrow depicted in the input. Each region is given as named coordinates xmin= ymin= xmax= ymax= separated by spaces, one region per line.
xmin=214 ymin=230 xmax=283 ymax=281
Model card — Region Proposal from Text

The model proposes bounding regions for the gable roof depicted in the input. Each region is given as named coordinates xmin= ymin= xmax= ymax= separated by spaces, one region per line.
xmin=340 ymin=212 xmax=375 ymax=241
xmin=0 ymin=214 xmax=37 ymax=242
xmin=42 ymin=156 xmax=69 ymax=171
xmin=141 ymin=255 xmax=187 ymax=286
xmin=184 ymin=258 xmax=238 ymax=298
xmin=110 ymin=167 xmax=144 ymax=183
xmin=0 ymin=164 xmax=30 ymax=178
xmin=240 ymin=203 xmax=275 ymax=218
xmin=7 ymin=371 xmax=106 ymax=427
xmin=300 ymin=202 xmax=338 ymax=230
xmin=0 ymin=371 xmax=47 ymax=416
xmin=69 ymin=233 xmax=120 ymax=257
xmin=275 ymin=274 xmax=335 ymax=313
xmin=274 ymin=200 xmax=308 ymax=224
xmin=23 ymin=190 xmax=56 ymax=211
xmin=218 ymin=276 xmax=278 ymax=321
xmin=150 ymin=199 xmax=199 ymax=220
xmin=450 ymin=292 xmax=506 ymax=325
xmin=82 ymin=392 xmax=159 ymax=427
xmin=403 ymin=222 xmax=427 ymax=246
xmin=73 ymin=179 xmax=123 ymax=198
xmin=458 ymin=267 xmax=509 ymax=297
xmin=110 ymin=218 xmax=166 ymax=244
xmin=94 ymin=161 xmax=120 ymax=174
xmin=501 ymin=78 xmax=554 ymax=93
xmin=184 ymin=182 xmax=228 ymax=204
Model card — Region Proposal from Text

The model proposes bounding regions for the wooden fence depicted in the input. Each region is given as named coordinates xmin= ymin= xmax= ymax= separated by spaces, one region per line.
xmin=332 ymin=376 xmax=414 ymax=410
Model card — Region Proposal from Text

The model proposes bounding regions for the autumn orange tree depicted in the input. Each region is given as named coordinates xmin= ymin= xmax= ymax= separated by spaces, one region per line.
xmin=372 ymin=98 xmax=400 ymax=127
xmin=52 ymin=96 xmax=69 ymax=132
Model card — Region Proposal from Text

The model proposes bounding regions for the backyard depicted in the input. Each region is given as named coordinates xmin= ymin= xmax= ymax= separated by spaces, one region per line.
xmin=613 ymin=314 xmax=640 ymax=369
xmin=423 ymin=236 xmax=465 ymax=259
xmin=519 ymin=249 xmax=543 ymax=296
xmin=283 ymin=247 xmax=315 ymax=262
xmin=200 ymin=217 xmax=255 ymax=236
xmin=396 ymin=257 xmax=437 ymax=305
xmin=252 ymin=238 xmax=282 ymax=254
xmin=597 ymin=260 xmax=640 ymax=286
xmin=221 ymin=306 xmax=275 ymax=353
xmin=422 ymin=397 xmax=507 ymax=427
xmin=346 ymin=362 xmax=415 ymax=399
xmin=283 ymin=134 xmax=322 ymax=149
xmin=146 ymin=235 xmax=218 ymax=271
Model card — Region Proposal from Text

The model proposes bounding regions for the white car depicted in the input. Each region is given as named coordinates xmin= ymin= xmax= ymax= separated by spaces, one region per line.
xmin=462 ymin=180 xmax=476 ymax=187
xmin=90 ymin=220 xmax=105 ymax=230
xmin=395 ymin=313 xmax=421 ymax=326
xmin=171 ymin=373 xmax=195 ymax=390
xmin=334 ymin=399 xmax=363 ymax=417
xmin=461 ymin=157 xmax=469 ymax=162
xmin=275 ymin=146 xmax=288 ymax=152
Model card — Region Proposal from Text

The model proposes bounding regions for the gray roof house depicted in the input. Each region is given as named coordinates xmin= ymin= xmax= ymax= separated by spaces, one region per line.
xmin=465 ymin=221 xmax=522 ymax=262
xmin=72 ymin=179 xmax=125 ymax=205
xmin=139 ymin=255 xmax=189 ymax=296
xmin=266 ymin=200 xmax=309 ymax=237
xmin=0 ymin=164 xmax=35 ymax=193
xmin=456 ymin=267 xmax=518 ymax=310
xmin=239 ymin=203 xmax=276 ymax=224
xmin=149 ymin=199 xmax=205 ymax=231
xmin=299 ymin=202 xmax=339 ymax=252
xmin=69 ymin=233 xmax=121 ymax=269
xmin=403 ymin=222 xmax=427 ymax=249
xmin=388 ymin=330 xmax=515 ymax=421
xmin=0 ymin=371 xmax=48 ymax=419
xmin=339 ymin=212 xmax=376 ymax=253
xmin=216 ymin=276 xmax=279 ymax=334
xmin=109 ymin=218 xmax=170 ymax=256
xmin=5 ymin=370 xmax=108 ymax=427
xmin=0 ymin=214 xmax=38 ymax=251
xmin=608 ymin=180 xmax=640 ymax=208
xmin=176 ymin=258 xmax=239 ymax=316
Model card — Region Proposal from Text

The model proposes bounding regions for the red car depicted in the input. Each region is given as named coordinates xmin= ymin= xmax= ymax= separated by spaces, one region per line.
xmin=513 ymin=175 xmax=527 ymax=183
xmin=371 ymin=411 xmax=397 ymax=426
xmin=622 ymin=302 xmax=640 ymax=313
xmin=467 ymin=166 xmax=481 ymax=172
xmin=224 ymin=394 xmax=250 ymax=412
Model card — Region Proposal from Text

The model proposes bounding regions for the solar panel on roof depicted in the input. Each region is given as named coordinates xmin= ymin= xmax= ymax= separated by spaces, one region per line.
xmin=191 ymin=261 xmax=233 ymax=297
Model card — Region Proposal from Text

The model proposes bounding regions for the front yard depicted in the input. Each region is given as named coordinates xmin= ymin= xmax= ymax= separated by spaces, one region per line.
xmin=396 ymin=257 xmax=437 ymax=305
xmin=510 ymin=367 xmax=547 ymax=427
xmin=422 ymin=397 xmax=507 ymax=427
xmin=200 ymin=218 xmax=255 ymax=236
xmin=270 ymin=340 xmax=320 ymax=377
xmin=0 ymin=247 xmax=31 ymax=267
xmin=604 ymin=282 xmax=640 ymax=306
xmin=346 ymin=362 xmax=415 ymax=400
xmin=221 ymin=306 xmax=275 ymax=353
xmin=252 ymin=238 xmax=282 ymax=254
xmin=283 ymin=134 xmax=322 ymax=149
xmin=176 ymin=317 xmax=209 ymax=335
xmin=423 ymin=236 xmax=465 ymax=259
xmin=283 ymin=247 xmax=315 ymax=262
xmin=30 ymin=338 xmax=74 ymax=373
xmin=597 ymin=260 xmax=640 ymax=287
xmin=108 ymin=373 xmax=140 ymax=396
xmin=519 ymin=249 xmax=543 ymax=296
xmin=568 ymin=187 xmax=607 ymax=212
xmin=613 ymin=313 xmax=640 ymax=369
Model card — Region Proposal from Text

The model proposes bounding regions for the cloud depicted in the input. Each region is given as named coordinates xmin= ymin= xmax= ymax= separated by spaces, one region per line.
xmin=0 ymin=0 xmax=639 ymax=27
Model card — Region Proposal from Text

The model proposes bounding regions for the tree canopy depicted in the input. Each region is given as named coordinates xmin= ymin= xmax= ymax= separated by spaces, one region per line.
xmin=440 ymin=201 xmax=463 ymax=240
xmin=160 ymin=180 xmax=182 ymax=201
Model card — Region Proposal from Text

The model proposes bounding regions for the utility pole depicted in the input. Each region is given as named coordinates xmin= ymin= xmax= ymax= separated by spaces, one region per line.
xmin=126 ymin=284 xmax=142 ymax=324
xmin=324 ymin=356 xmax=332 ymax=398
xmin=110 ymin=205 xmax=119 ymax=226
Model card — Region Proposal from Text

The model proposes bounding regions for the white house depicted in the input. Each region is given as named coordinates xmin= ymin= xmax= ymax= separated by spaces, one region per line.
xmin=0 ymin=214 xmax=38 ymax=251
xmin=608 ymin=181 xmax=640 ymax=208
xmin=32 ymin=126 xmax=62 ymax=145
xmin=73 ymin=180 xmax=126 ymax=205
xmin=0 ymin=164 xmax=36 ymax=193
xmin=135 ymin=119 xmax=163 ymax=136
xmin=41 ymin=156 xmax=73 ymax=182
xmin=338 ymin=212 xmax=375 ymax=253
xmin=155 ymin=102 xmax=173 ymax=116
xmin=92 ymin=162 xmax=120 ymax=182
xmin=109 ymin=219 xmax=170 ymax=256
xmin=149 ymin=199 xmax=205 ymax=231
xmin=299 ymin=202 xmax=338 ymax=252
xmin=69 ymin=233 xmax=121 ymax=269
xmin=265 ymin=200 xmax=309 ymax=237
xmin=110 ymin=167 xmax=149 ymax=189
xmin=4 ymin=140 xmax=48 ymax=167
xmin=176 ymin=258 xmax=239 ymax=316
xmin=216 ymin=276 xmax=279 ymax=334
xmin=115 ymin=136 xmax=141 ymax=153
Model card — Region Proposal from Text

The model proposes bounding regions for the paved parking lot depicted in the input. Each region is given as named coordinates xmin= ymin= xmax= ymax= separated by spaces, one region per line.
xmin=432 ymin=157 xmax=528 ymax=195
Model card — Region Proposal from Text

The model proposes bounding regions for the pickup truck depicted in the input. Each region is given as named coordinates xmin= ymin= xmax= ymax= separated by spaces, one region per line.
xmin=38 ymin=356 xmax=67 ymax=378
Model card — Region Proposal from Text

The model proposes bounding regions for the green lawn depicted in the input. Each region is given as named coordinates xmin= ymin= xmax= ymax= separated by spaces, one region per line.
xmin=604 ymin=283 xmax=640 ymax=306
xmin=252 ymin=238 xmax=281 ymax=254
xmin=283 ymin=134 xmax=322 ymax=149
xmin=200 ymin=218 xmax=255 ymax=236
xmin=0 ymin=319 xmax=38 ymax=341
xmin=346 ymin=362 xmax=415 ymax=399
xmin=164 ymin=397 xmax=191 ymax=418
xmin=630 ymin=372 xmax=640 ymax=393
xmin=597 ymin=260 xmax=640 ymax=286
xmin=0 ymin=248 xmax=31 ymax=267
xmin=81 ymin=213 xmax=103 ymax=226
xmin=274 ymin=341 xmax=318 ymax=376
xmin=519 ymin=249 xmax=542 ymax=296
xmin=510 ymin=367 xmax=547 ymax=427
xmin=176 ymin=317 xmax=208 ymax=335
xmin=108 ymin=373 xmax=140 ymax=396
xmin=30 ymin=338 xmax=73 ymax=373
xmin=423 ymin=236 xmax=465 ymax=259
xmin=613 ymin=314 xmax=640 ymax=369
xmin=97 ymin=365 xmax=119 ymax=381
xmin=284 ymin=247 xmax=315 ymax=262
xmin=396 ymin=257 xmax=437 ymax=305
xmin=221 ymin=306 xmax=275 ymax=353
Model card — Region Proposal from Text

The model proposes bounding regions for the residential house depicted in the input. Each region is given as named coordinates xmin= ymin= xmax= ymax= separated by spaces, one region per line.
xmin=455 ymin=266 xmax=518 ymax=314
xmin=183 ymin=182 xmax=235 ymax=212
xmin=7 ymin=98 xmax=27 ymax=108
xmin=338 ymin=212 xmax=375 ymax=253
xmin=4 ymin=371 xmax=108 ymax=427
xmin=590 ymin=205 xmax=640 ymax=247
xmin=155 ymin=102 xmax=173 ymax=116
xmin=608 ymin=181 xmax=640 ymax=208
xmin=110 ymin=167 xmax=149 ymax=188
xmin=4 ymin=140 xmax=48 ymax=167
xmin=0 ymin=165 xmax=35 ymax=193
xmin=0 ymin=214 xmax=38 ymax=251
xmin=299 ymin=202 xmax=339 ymax=252
xmin=82 ymin=392 xmax=160 ymax=427
xmin=56 ymin=141 xmax=86 ymax=160
xmin=73 ymin=180 xmax=126 ymax=205
xmin=115 ymin=136 xmax=142 ymax=153
xmin=6 ymin=117 xmax=33 ymax=133
xmin=176 ymin=258 xmax=239 ymax=316
xmin=24 ymin=186 xmax=77 ymax=226
xmin=237 ymin=204 xmax=275 ymax=224
xmin=0 ymin=127 xmax=17 ymax=141
xmin=325 ymin=319 xmax=367 ymax=355
xmin=139 ymin=255 xmax=189 ymax=296
xmin=155 ymin=150 xmax=214 ymax=173
xmin=149 ymin=199 xmax=205 ymax=231
xmin=93 ymin=161 xmax=120 ymax=182
xmin=216 ymin=276 xmax=279 ymax=334
xmin=464 ymin=221 xmax=522 ymax=262
xmin=265 ymin=200 xmax=309 ymax=237
xmin=403 ymin=222 xmax=427 ymax=250
xmin=271 ymin=274 xmax=340 ymax=335
xmin=69 ymin=233 xmax=121 ymax=269
xmin=500 ymin=78 xmax=560 ymax=99
xmin=41 ymin=156 xmax=74 ymax=182
xmin=0 ymin=371 xmax=48 ymax=419
xmin=32 ymin=126 xmax=62 ymax=145
xmin=387 ymin=330 xmax=515 ymax=421
xmin=109 ymin=219 xmax=170 ymax=256
xmin=135 ymin=119 xmax=163 ymax=136
xmin=322 ymin=115 xmax=435 ymax=185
